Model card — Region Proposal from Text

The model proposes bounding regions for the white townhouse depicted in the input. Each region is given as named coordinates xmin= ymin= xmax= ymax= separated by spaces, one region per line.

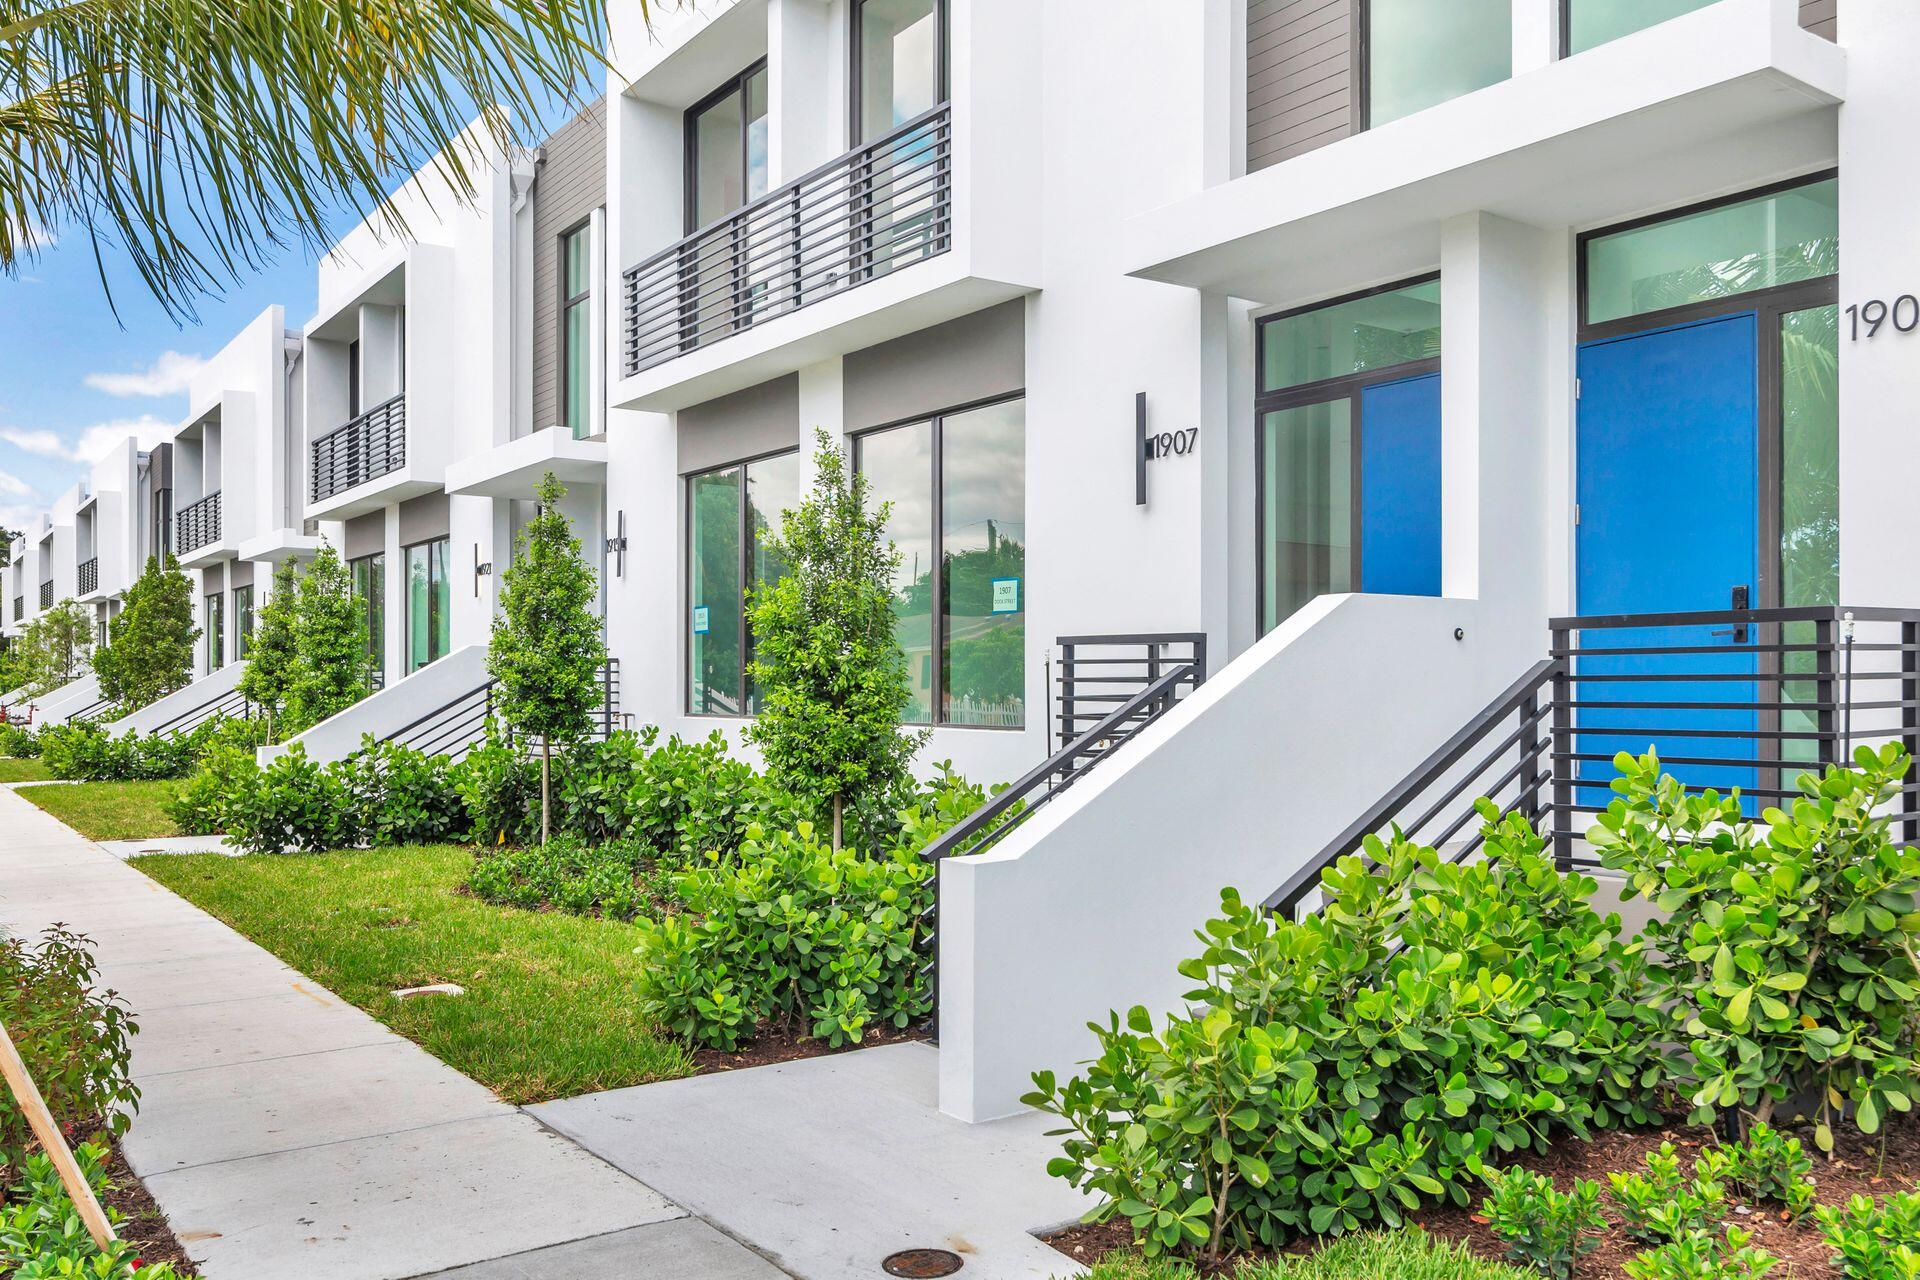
xmin=73 ymin=437 xmax=145 ymax=646
xmin=585 ymin=0 xmax=1920 ymax=1124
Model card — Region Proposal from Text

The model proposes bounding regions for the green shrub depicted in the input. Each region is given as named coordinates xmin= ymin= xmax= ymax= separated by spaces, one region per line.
xmin=38 ymin=715 xmax=260 ymax=782
xmin=1622 ymin=1227 xmax=1778 ymax=1280
xmin=1606 ymin=1142 xmax=1726 ymax=1245
xmin=1480 ymin=1169 xmax=1604 ymax=1280
xmin=1715 ymin=1123 xmax=1816 ymax=1219
xmin=634 ymin=822 xmax=934 ymax=1052
xmin=1026 ymin=807 xmax=1664 ymax=1261
xmin=466 ymin=835 xmax=656 ymax=920
xmin=0 ymin=928 xmax=137 ymax=1182
xmin=0 ymin=1142 xmax=185 ymax=1279
xmin=1594 ymin=744 xmax=1920 ymax=1146
xmin=1819 ymin=1191 xmax=1920 ymax=1279
xmin=1081 ymin=1229 xmax=1533 ymax=1279
xmin=342 ymin=737 xmax=464 ymax=847
xmin=166 ymin=734 xmax=261 ymax=834
xmin=452 ymin=723 xmax=541 ymax=848
xmin=223 ymin=744 xmax=360 ymax=854
xmin=0 ymin=721 xmax=40 ymax=758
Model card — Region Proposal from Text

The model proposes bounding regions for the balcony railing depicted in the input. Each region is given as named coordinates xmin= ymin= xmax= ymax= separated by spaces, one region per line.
xmin=311 ymin=394 xmax=407 ymax=503
xmin=37 ymin=581 xmax=51 ymax=610
xmin=11 ymin=597 xmax=20 ymax=622
xmin=175 ymin=492 xmax=222 ymax=555
xmin=621 ymin=103 xmax=954 ymax=378
xmin=77 ymin=558 xmax=98 ymax=596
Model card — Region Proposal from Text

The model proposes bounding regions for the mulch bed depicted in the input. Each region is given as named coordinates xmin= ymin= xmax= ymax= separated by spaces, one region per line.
xmin=1043 ymin=1113 xmax=1920 ymax=1278
xmin=690 ymin=1022 xmax=925 ymax=1074
xmin=101 ymin=1136 xmax=201 ymax=1276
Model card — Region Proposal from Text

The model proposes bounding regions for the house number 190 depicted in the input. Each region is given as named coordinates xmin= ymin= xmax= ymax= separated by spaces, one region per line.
xmin=1846 ymin=296 xmax=1920 ymax=340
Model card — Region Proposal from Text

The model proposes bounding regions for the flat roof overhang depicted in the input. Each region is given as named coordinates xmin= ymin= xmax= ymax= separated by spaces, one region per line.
xmin=238 ymin=528 xmax=322 ymax=564
xmin=446 ymin=426 xmax=608 ymax=499
xmin=1124 ymin=0 xmax=1844 ymax=309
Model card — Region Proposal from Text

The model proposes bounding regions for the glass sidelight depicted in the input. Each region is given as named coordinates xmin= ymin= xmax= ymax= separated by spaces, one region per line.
xmin=405 ymin=538 xmax=449 ymax=674
xmin=685 ymin=451 xmax=800 ymax=716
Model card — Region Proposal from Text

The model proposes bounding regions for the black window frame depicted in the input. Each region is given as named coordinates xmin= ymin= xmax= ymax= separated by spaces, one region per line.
xmin=232 ymin=583 xmax=253 ymax=661
xmin=1252 ymin=272 xmax=1442 ymax=636
xmin=558 ymin=220 xmax=594 ymax=438
xmin=852 ymin=389 xmax=1027 ymax=731
xmin=349 ymin=550 xmax=386 ymax=679
xmin=402 ymin=536 xmax=450 ymax=675
xmin=850 ymin=0 xmax=949 ymax=147
xmin=683 ymin=59 xmax=770 ymax=236
xmin=683 ymin=446 xmax=800 ymax=719
xmin=204 ymin=590 xmax=224 ymax=670
xmin=348 ymin=339 xmax=362 ymax=418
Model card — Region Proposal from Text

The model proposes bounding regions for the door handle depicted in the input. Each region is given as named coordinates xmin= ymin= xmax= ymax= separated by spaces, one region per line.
xmin=1710 ymin=585 xmax=1752 ymax=644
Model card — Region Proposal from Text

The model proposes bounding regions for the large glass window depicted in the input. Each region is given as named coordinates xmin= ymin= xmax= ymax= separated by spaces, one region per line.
xmin=1255 ymin=277 xmax=1441 ymax=633
xmin=204 ymin=592 xmax=224 ymax=670
xmin=1583 ymin=176 xmax=1839 ymax=327
xmin=560 ymin=224 xmax=592 ymax=439
xmin=1367 ymin=0 xmax=1511 ymax=128
xmin=687 ymin=62 xmax=769 ymax=231
xmin=1566 ymin=0 xmax=1718 ymax=54
xmin=858 ymin=397 xmax=1026 ymax=728
xmin=232 ymin=585 xmax=253 ymax=661
xmin=855 ymin=0 xmax=943 ymax=142
xmin=350 ymin=552 xmax=385 ymax=678
xmin=405 ymin=538 xmax=449 ymax=674
xmin=686 ymin=452 xmax=799 ymax=715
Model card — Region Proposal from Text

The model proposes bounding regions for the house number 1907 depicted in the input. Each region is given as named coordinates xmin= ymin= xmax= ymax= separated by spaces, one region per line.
xmin=1144 ymin=427 xmax=1199 ymax=459
xmin=1846 ymin=296 xmax=1920 ymax=340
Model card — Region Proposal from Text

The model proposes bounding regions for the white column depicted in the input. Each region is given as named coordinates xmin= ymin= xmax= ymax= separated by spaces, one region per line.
xmin=796 ymin=356 xmax=845 ymax=492
xmin=1511 ymin=0 xmax=1559 ymax=77
xmin=768 ymin=0 xmax=839 ymax=183
xmin=383 ymin=505 xmax=404 ymax=680
xmin=1837 ymin=0 xmax=1920 ymax=609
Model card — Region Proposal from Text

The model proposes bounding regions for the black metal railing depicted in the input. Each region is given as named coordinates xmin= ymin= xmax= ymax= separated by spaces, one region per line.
xmin=76 ymin=558 xmax=98 ymax=596
xmin=37 ymin=581 xmax=51 ymax=611
xmin=149 ymin=686 xmax=254 ymax=738
xmin=67 ymin=695 xmax=121 ymax=725
xmin=621 ymin=104 xmax=953 ymax=378
xmin=13 ymin=596 xmax=22 ymax=622
xmin=378 ymin=659 xmax=623 ymax=762
xmin=1266 ymin=606 xmax=1920 ymax=920
xmin=917 ymin=633 xmax=1208 ymax=1035
xmin=311 ymin=394 xmax=406 ymax=503
xmin=175 ymin=493 xmax=222 ymax=555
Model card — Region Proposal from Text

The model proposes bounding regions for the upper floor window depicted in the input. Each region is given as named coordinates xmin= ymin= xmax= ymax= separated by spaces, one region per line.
xmin=1366 ymin=0 xmax=1510 ymax=128
xmin=560 ymin=223 xmax=592 ymax=439
xmin=1565 ymin=0 xmax=1717 ymax=54
xmin=855 ymin=0 xmax=946 ymax=143
xmin=348 ymin=338 xmax=362 ymax=417
xmin=687 ymin=62 xmax=769 ymax=232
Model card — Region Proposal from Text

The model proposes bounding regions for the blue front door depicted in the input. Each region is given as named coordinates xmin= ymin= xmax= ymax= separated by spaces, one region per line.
xmin=1575 ymin=313 xmax=1759 ymax=806
xmin=1360 ymin=372 xmax=1442 ymax=597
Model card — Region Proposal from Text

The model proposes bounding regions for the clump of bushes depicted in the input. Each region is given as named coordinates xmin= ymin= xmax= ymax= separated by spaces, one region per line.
xmin=0 ymin=721 xmax=40 ymax=758
xmin=467 ymin=836 xmax=659 ymax=920
xmin=1481 ymin=1169 xmax=1604 ymax=1280
xmin=1818 ymin=1189 xmax=1920 ymax=1278
xmin=1028 ymin=807 xmax=1663 ymax=1261
xmin=2 ymin=1143 xmax=186 ymax=1279
xmin=195 ymin=737 xmax=466 ymax=855
xmin=37 ymin=714 xmax=261 ymax=782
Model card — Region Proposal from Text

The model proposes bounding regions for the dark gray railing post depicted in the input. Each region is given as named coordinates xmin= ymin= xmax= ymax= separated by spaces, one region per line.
xmin=603 ymin=662 xmax=614 ymax=738
xmin=1905 ymin=620 xmax=1919 ymax=845
xmin=1815 ymin=615 xmax=1837 ymax=771
xmin=1519 ymin=689 xmax=1542 ymax=828
xmin=1058 ymin=640 xmax=1076 ymax=749
xmin=1550 ymin=628 xmax=1573 ymax=871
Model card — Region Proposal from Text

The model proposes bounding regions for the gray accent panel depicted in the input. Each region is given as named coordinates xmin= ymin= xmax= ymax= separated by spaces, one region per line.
xmin=1247 ymin=0 xmax=1356 ymax=174
xmin=677 ymin=375 xmax=801 ymax=476
xmin=229 ymin=561 xmax=254 ymax=589
xmin=398 ymin=493 xmax=451 ymax=547
xmin=843 ymin=301 xmax=1026 ymax=433
xmin=531 ymin=100 xmax=608 ymax=437
xmin=1799 ymin=0 xmax=1835 ymax=38
xmin=343 ymin=512 xmax=385 ymax=561
xmin=199 ymin=567 xmax=223 ymax=594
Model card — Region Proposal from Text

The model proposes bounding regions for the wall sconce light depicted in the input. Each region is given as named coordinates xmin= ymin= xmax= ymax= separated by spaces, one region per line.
xmin=605 ymin=510 xmax=628 ymax=580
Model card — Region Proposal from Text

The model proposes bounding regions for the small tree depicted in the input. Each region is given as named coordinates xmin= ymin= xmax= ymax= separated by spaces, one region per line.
xmin=33 ymin=600 xmax=92 ymax=686
xmin=747 ymin=429 xmax=927 ymax=849
xmin=238 ymin=560 xmax=301 ymax=741
xmin=283 ymin=542 xmax=368 ymax=735
xmin=94 ymin=556 xmax=197 ymax=710
xmin=488 ymin=472 xmax=605 ymax=843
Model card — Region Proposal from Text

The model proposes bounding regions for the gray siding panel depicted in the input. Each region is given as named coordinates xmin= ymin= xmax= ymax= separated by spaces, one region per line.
xmin=677 ymin=376 xmax=802 ymax=476
xmin=1247 ymin=0 xmax=1355 ymax=172
xmin=397 ymin=493 xmax=450 ymax=548
xmin=343 ymin=513 xmax=383 ymax=561
xmin=1799 ymin=0 xmax=1835 ymax=39
xmin=843 ymin=301 xmax=1026 ymax=434
xmin=531 ymin=100 xmax=608 ymax=436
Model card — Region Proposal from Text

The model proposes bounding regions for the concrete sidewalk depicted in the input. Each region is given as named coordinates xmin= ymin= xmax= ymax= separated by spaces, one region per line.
xmin=0 ymin=786 xmax=786 ymax=1280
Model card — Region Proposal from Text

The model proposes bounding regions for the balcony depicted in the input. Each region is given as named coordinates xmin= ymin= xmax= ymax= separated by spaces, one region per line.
xmin=11 ymin=597 xmax=20 ymax=622
xmin=176 ymin=493 xmax=222 ymax=556
xmin=311 ymin=394 xmax=407 ymax=504
xmin=621 ymin=104 xmax=954 ymax=380
xmin=37 ymin=581 xmax=52 ymax=611
xmin=77 ymin=558 xmax=98 ymax=597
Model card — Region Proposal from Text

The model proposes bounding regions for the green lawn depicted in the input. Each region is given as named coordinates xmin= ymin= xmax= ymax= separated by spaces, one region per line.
xmin=134 ymin=844 xmax=694 ymax=1103
xmin=0 ymin=758 xmax=51 ymax=783
xmin=20 ymin=779 xmax=185 ymax=839
xmin=1078 ymin=1232 xmax=1526 ymax=1280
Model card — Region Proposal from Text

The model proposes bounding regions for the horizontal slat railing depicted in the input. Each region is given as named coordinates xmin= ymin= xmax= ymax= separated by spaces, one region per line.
xmin=377 ymin=659 xmax=623 ymax=763
xmin=311 ymin=395 xmax=406 ymax=503
xmin=1268 ymin=606 xmax=1920 ymax=923
xmin=175 ymin=492 xmax=221 ymax=555
xmin=621 ymin=104 xmax=953 ymax=378
xmin=149 ymin=686 xmax=252 ymax=738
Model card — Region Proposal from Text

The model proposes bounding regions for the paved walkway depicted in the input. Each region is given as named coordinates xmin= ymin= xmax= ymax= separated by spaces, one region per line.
xmin=0 ymin=786 xmax=787 ymax=1280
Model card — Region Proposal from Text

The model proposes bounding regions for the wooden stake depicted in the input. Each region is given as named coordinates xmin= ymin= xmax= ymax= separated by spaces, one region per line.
xmin=0 ymin=1017 xmax=116 ymax=1250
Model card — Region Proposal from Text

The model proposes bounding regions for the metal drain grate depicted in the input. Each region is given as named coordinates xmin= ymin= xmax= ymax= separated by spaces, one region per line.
xmin=881 ymin=1248 xmax=964 ymax=1277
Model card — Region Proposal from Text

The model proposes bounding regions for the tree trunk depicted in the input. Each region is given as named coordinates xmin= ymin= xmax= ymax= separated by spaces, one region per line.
xmin=832 ymin=793 xmax=843 ymax=852
xmin=541 ymin=738 xmax=551 ymax=845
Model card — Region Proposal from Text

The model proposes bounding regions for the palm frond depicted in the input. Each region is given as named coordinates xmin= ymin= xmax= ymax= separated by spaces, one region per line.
xmin=0 ymin=0 xmax=626 ymax=321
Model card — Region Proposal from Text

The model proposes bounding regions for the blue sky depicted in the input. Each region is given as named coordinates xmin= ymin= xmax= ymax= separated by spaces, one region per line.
xmin=0 ymin=233 xmax=322 ymax=535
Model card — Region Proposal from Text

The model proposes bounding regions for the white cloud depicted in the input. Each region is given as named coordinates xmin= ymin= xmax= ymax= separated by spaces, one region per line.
xmin=83 ymin=350 xmax=205 ymax=398
xmin=0 ymin=415 xmax=173 ymax=464
xmin=0 ymin=471 xmax=32 ymax=498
